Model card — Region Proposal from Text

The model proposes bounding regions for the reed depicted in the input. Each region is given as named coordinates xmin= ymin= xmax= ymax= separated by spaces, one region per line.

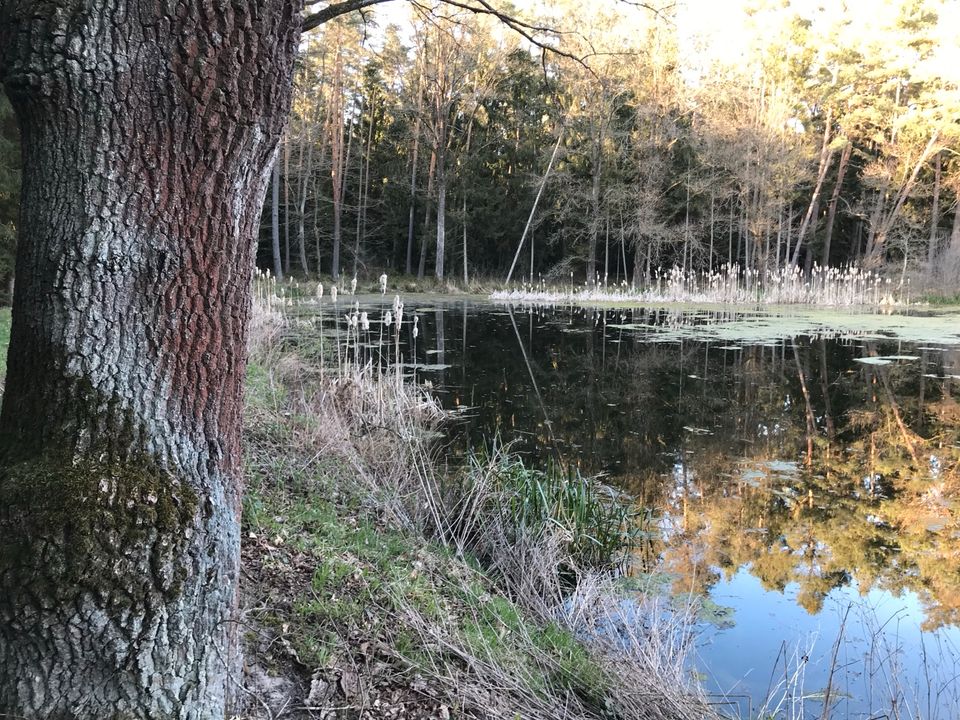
xmin=493 ymin=264 xmax=902 ymax=307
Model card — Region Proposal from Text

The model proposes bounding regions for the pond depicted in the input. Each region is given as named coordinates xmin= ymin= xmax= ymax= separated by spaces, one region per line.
xmin=294 ymin=296 xmax=960 ymax=718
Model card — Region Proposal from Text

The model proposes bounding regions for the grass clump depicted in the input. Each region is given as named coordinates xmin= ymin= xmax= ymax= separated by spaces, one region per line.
xmin=451 ymin=449 xmax=636 ymax=576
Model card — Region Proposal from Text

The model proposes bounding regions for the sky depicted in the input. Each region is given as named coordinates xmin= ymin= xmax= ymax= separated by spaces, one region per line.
xmin=359 ymin=0 xmax=960 ymax=86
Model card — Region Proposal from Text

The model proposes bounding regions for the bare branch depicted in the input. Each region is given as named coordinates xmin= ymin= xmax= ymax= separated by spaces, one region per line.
xmin=303 ymin=0 xmax=394 ymax=31
xmin=302 ymin=0 xmax=586 ymax=67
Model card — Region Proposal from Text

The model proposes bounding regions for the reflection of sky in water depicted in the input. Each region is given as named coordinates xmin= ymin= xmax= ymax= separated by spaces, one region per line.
xmin=698 ymin=570 xmax=960 ymax=717
xmin=294 ymin=297 xmax=960 ymax=715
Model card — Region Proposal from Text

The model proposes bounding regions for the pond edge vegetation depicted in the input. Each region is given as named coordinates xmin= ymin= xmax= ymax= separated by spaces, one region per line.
xmin=238 ymin=291 xmax=716 ymax=719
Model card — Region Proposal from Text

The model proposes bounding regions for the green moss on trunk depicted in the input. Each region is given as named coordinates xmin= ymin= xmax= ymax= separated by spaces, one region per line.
xmin=0 ymin=451 xmax=199 ymax=605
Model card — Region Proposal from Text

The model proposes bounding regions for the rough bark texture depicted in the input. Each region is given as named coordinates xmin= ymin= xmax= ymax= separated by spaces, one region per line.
xmin=0 ymin=1 xmax=301 ymax=718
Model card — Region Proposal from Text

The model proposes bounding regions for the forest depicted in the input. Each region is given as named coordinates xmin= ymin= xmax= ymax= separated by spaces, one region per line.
xmin=1 ymin=1 xmax=957 ymax=294
xmin=248 ymin=0 xmax=960 ymax=291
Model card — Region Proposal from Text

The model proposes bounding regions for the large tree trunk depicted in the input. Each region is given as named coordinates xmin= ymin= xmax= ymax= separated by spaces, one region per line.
xmin=0 ymin=2 xmax=299 ymax=718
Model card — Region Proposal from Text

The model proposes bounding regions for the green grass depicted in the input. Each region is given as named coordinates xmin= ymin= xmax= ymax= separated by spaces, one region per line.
xmin=453 ymin=449 xmax=637 ymax=575
xmin=919 ymin=291 xmax=960 ymax=307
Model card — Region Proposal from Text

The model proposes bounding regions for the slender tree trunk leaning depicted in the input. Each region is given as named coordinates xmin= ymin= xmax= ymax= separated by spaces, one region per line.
xmin=821 ymin=141 xmax=851 ymax=267
xmin=790 ymin=108 xmax=833 ymax=267
xmin=866 ymin=131 xmax=941 ymax=268
xmin=0 ymin=2 xmax=300 ymax=717
xmin=337 ymin=118 xmax=355 ymax=280
xmin=863 ymin=189 xmax=887 ymax=264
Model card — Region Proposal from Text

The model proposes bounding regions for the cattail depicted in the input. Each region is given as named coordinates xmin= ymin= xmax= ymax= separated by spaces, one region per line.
xmin=316 ymin=282 xmax=324 ymax=300
xmin=412 ymin=315 xmax=419 ymax=339
xmin=331 ymin=285 xmax=338 ymax=303
xmin=350 ymin=276 xmax=358 ymax=295
xmin=393 ymin=295 xmax=404 ymax=327
xmin=383 ymin=310 xmax=393 ymax=328
xmin=360 ymin=311 xmax=369 ymax=331
xmin=379 ymin=273 xmax=388 ymax=294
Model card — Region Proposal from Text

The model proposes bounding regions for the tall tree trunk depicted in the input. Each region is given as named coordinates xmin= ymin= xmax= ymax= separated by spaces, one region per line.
xmin=463 ymin=191 xmax=469 ymax=284
xmin=272 ymin=159 xmax=284 ymax=280
xmin=360 ymin=94 xmax=376 ymax=272
xmin=435 ymin=125 xmax=446 ymax=280
xmin=461 ymin=117 xmax=473 ymax=285
xmin=588 ymin=134 xmax=602 ymax=283
xmin=863 ymin=190 xmax=887 ymax=265
xmin=708 ymin=188 xmax=715 ymax=273
xmin=952 ymin=200 xmax=960 ymax=254
xmin=0 ymin=2 xmax=299 ymax=717
xmin=418 ymin=147 xmax=436 ymax=280
xmin=354 ymin=93 xmax=376 ymax=278
xmin=405 ymin=68 xmax=424 ymax=276
xmin=297 ymin=103 xmax=318 ymax=278
xmin=435 ymin=167 xmax=446 ymax=280
xmin=330 ymin=50 xmax=347 ymax=280
xmin=728 ymin=199 xmax=734 ymax=268
xmin=284 ymin=136 xmax=291 ymax=275
xmin=928 ymin=151 xmax=941 ymax=265
xmin=821 ymin=141 xmax=851 ymax=267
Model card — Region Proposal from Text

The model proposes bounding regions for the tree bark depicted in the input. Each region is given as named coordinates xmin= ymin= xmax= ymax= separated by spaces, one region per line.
xmin=0 ymin=2 xmax=300 ymax=717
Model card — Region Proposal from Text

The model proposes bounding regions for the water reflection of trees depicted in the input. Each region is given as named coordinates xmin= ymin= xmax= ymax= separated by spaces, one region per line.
xmin=645 ymin=340 xmax=960 ymax=630
xmin=434 ymin=306 xmax=959 ymax=628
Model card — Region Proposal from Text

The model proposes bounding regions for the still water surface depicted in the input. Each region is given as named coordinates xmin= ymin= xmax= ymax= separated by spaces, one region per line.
xmin=303 ymin=298 xmax=960 ymax=717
